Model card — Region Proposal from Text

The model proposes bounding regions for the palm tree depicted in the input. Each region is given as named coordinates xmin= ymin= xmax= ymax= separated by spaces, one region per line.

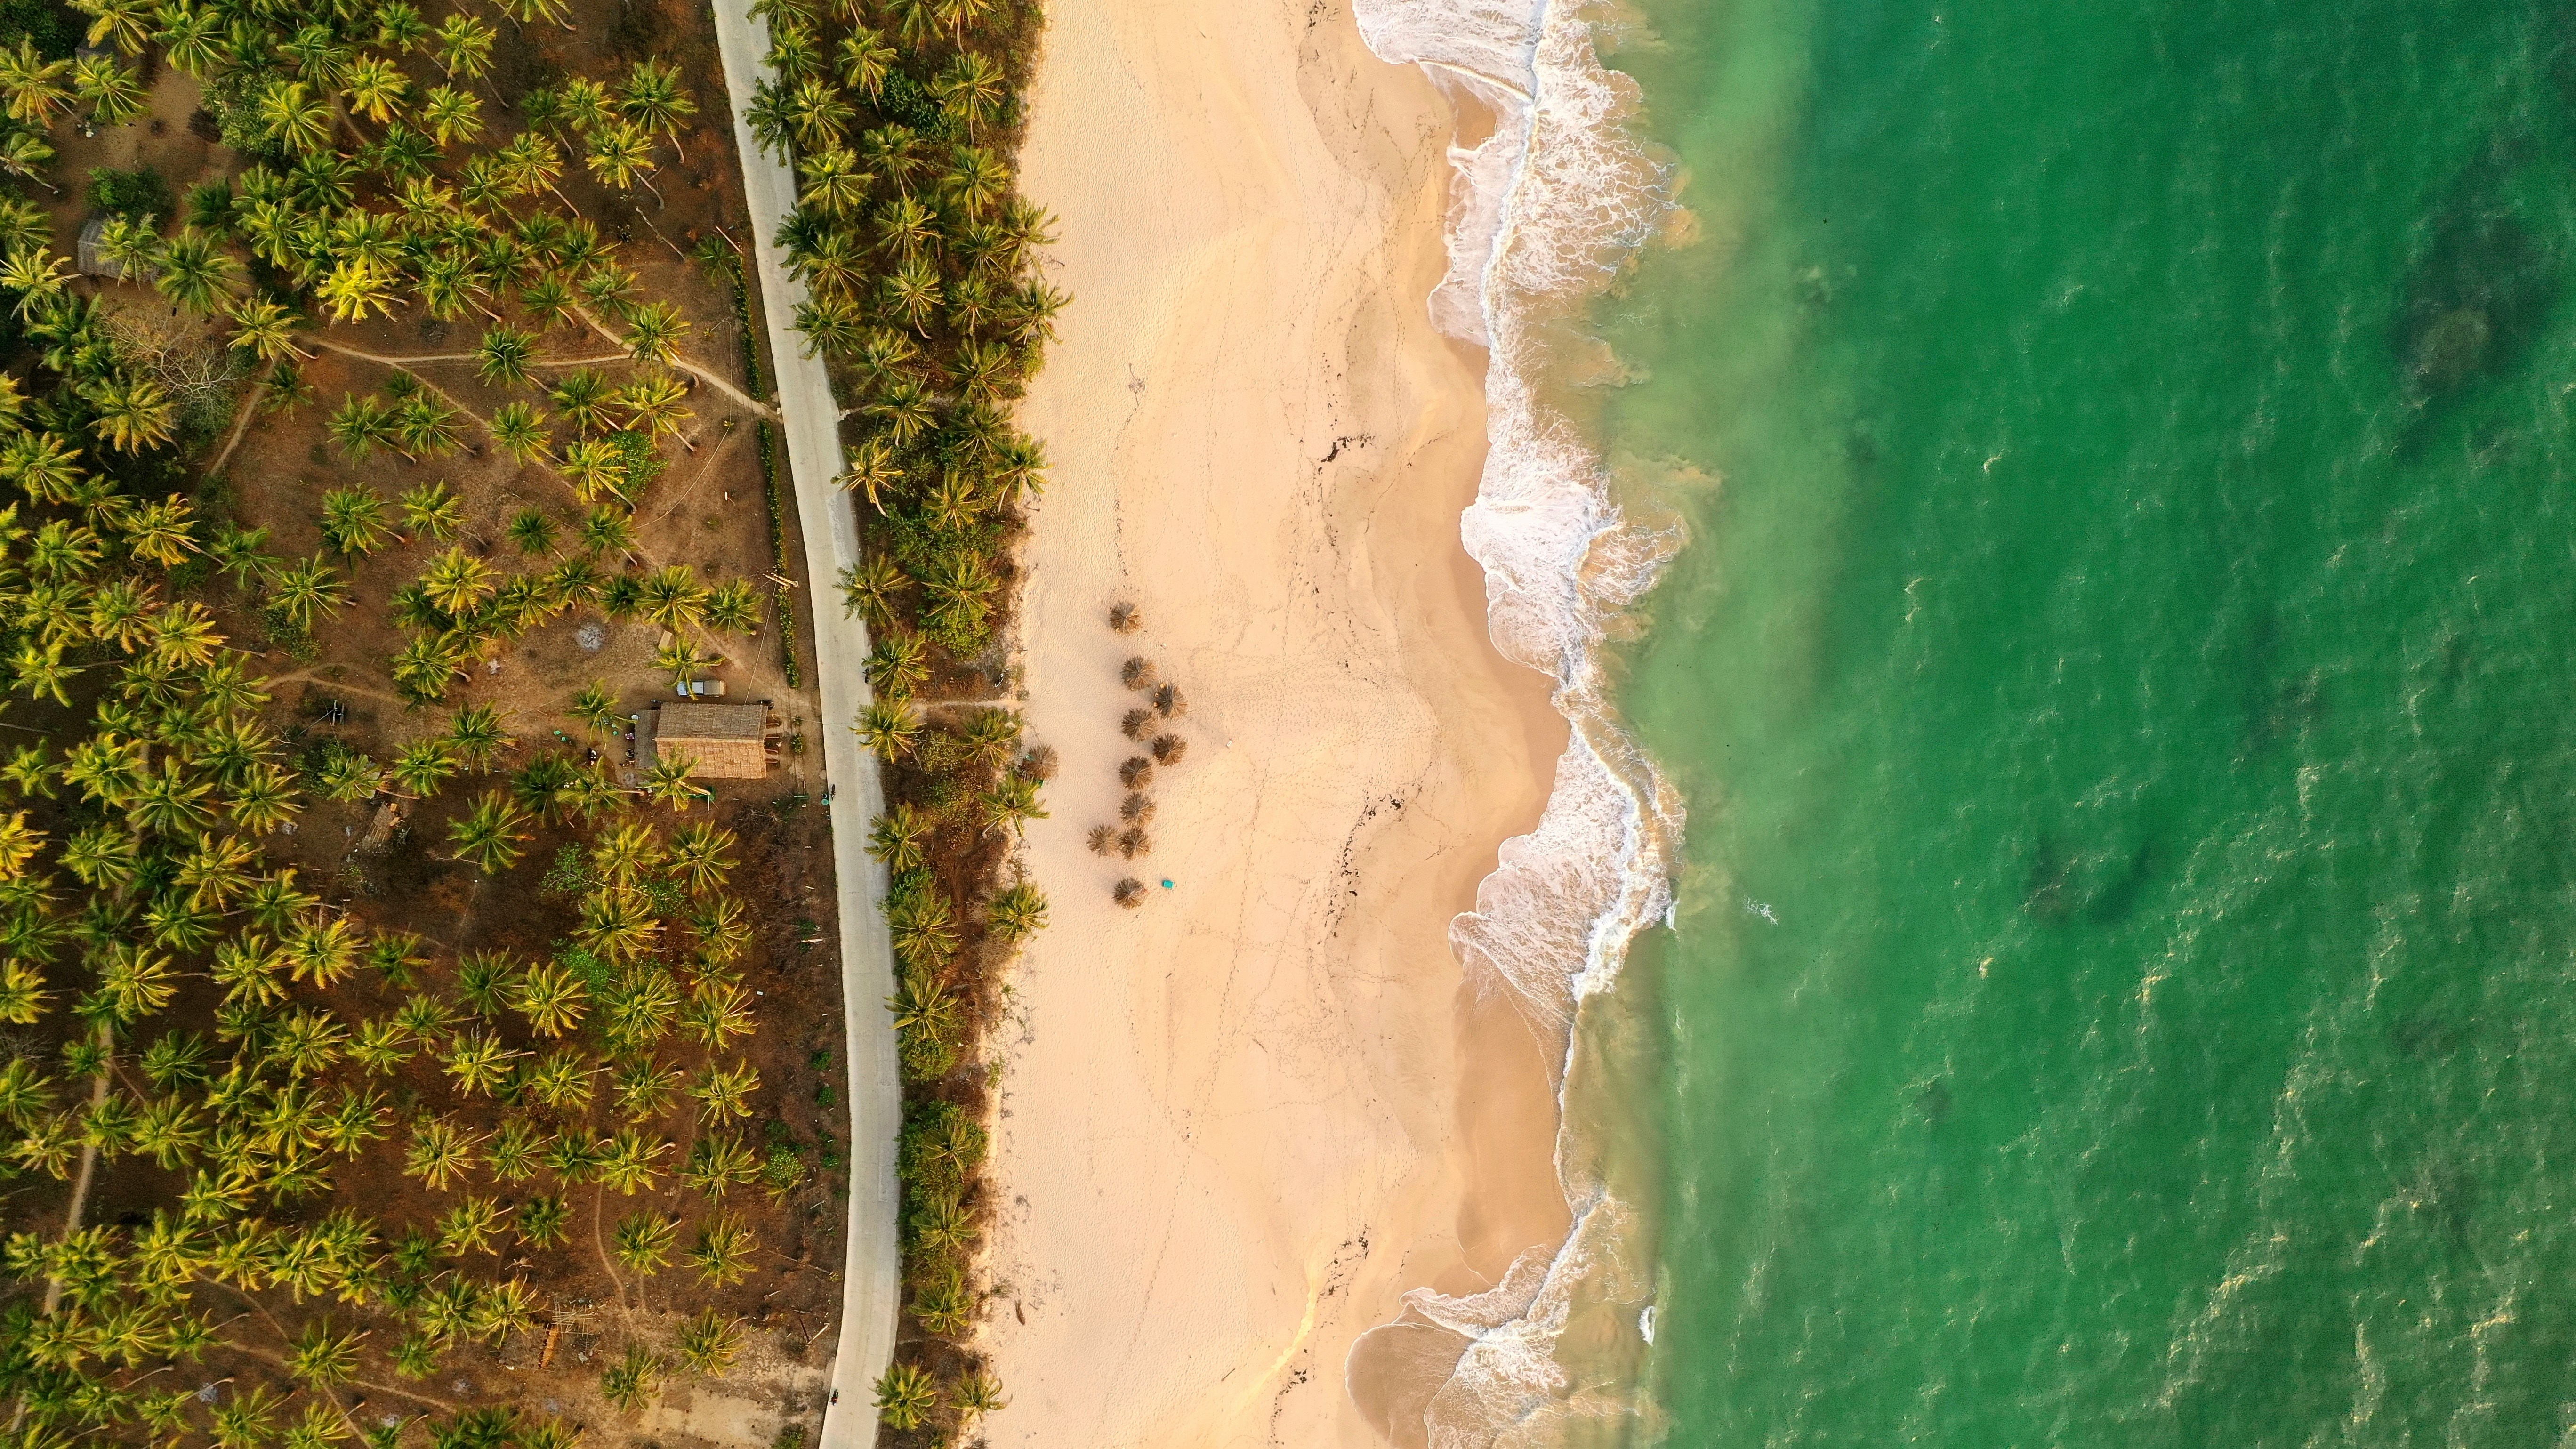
xmin=601 ymin=1344 xmax=663 ymax=1411
xmin=422 ymin=85 xmax=483 ymax=146
xmin=434 ymin=15 xmax=496 ymax=80
xmin=510 ymin=961 xmax=588 ymax=1037
xmin=230 ymin=766 xmax=302 ymax=833
xmin=955 ymin=1368 xmax=1008 ymax=1419
xmin=123 ymin=495 xmax=199 ymax=565
xmin=448 ymin=791 xmax=532 ymax=873
xmin=395 ymin=394 xmax=465 ymax=458
xmin=618 ymin=372 xmax=692 ymax=441
xmin=343 ymin=54 xmax=407 ymax=122
xmin=910 ymin=1187 xmax=976 ymax=1254
xmin=874 ymin=1363 xmax=939 ymax=1431
xmin=225 ymin=297 xmax=309 ymax=363
xmin=399 ymin=481 xmax=465 ymax=541
xmin=837 ymin=27 xmax=894 ymax=97
xmin=0 ymin=129 xmax=53 ymax=192
xmin=0 ymin=245 xmax=67 ymax=317
xmin=519 ymin=274 xmax=577 ymax=330
xmin=623 ymin=302 xmax=687 ymax=364
xmin=688 ymin=1061 xmax=757 ymax=1125
xmin=797 ymin=228 xmax=867 ymax=301
xmin=590 ymin=820 xmax=659 ymax=882
xmin=490 ymin=400 xmax=553 ymax=463
xmin=549 ymin=370 xmax=615 ymax=433
xmin=404 ymin=1115 xmax=480 ymax=1191
xmin=637 ymin=564 xmax=708 ymax=629
xmin=437 ymin=1194 xmax=508 ymax=1256
xmin=701 ymin=579 xmax=761 ymax=636
xmin=987 ymin=882 xmax=1047 ymax=942
xmin=597 ymin=1127 xmax=670 ymax=1193
xmin=502 ymin=510 xmax=555 ymax=556
xmin=570 ymin=680 xmax=622 ymax=735
xmin=855 ymin=701 xmax=920 ymax=766
xmin=924 ymin=470 xmax=984 ymax=531
xmin=887 ymin=969 xmax=958 ymax=1046
xmin=256 ymin=78 xmax=333 ymax=153
xmin=913 ymin=1266 xmax=975 ymax=1336
xmin=887 ymin=889 xmax=956 ymax=969
xmin=881 ymin=257 xmax=944 ymax=334
xmin=668 ymin=821 xmax=736 ymax=893
xmin=585 ymin=121 xmax=658 ymax=194
xmin=74 ymin=0 xmax=152 ymax=53
xmin=317 ymin=487 xmax=388 ymax=557
xmin=81 ymin=375 xmax=175 ymax=453
xmin=639 ymin=755 xmax=703 ymax=811
xmin=798 ymin=146 xmax=875 ymax=217
xmin=975 ymin=775 xmax=1047 ymax=837
xmin=620 ymin=59 xmax=696 ymax=157
xmin=444 ymin=704 xmax=512 ymax=768
xmin=613 ymin=1209 xmax=678 ymax=1274
xmin=134 ymin=227 xmax=223 ymax=317
xmin=0 ymin=40 xmax=72 ymax=126
xmin=793 ymin=294 xmax=865 ymax=356
xmin=316 ymin=255 xmax=402 ymax=322
xmin=500 ymin=0 xmax=572 ymax=26
xmin=838 ymin=556 xmax=906 ymax=626
xmin=576 ymin=885 xmax=660 ymax=962
xmin=676 ymin=1309 xmax=745 ymax=1377
xmin=71 ymin=53 xmax=143 ymax=128
xmin=866 ymin=630 xmax=930 ymax=699
xmin=386 ymin=739 xmax=459 ymax=797
xmin=688 ymin=1214 xmax=756 ymax=1287
xmin=654 ymin=638 xmax=716 ymax=684
xmin=475 ymin=325 xmax=536 ymax=387
xmin=327 ymin=395 xmax=394 ymax=462
xmin=442 ymin=1030 xmax=521 ymax=1095
xmin=869 ymin=376 xmax=936 ymax=443
xmin=421 ymin=546 xmax=497 ymax=617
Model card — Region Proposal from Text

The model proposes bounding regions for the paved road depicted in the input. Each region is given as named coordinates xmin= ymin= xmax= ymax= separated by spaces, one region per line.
xmin=706 ymin=10 xmax=902 ymax=1443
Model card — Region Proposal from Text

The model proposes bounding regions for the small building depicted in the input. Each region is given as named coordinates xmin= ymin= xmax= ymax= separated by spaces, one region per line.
xmin=75 ymin=216 xmax=122 ymax=279
xmin=636 ymin=701 xmax=778 ymax=779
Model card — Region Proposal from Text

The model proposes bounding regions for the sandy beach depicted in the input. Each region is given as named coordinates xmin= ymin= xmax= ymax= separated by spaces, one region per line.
xmin=978 ymin=1 xmax=1571 ymax=1444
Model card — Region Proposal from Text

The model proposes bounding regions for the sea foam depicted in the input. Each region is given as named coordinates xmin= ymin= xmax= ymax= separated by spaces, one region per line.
xmin=1348 ymin=0 xmax=1682 ymax=1442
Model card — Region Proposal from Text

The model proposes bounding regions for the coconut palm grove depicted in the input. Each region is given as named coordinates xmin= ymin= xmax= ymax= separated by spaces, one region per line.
xmin=0 ymin=0 xmax=1058 ymax=1436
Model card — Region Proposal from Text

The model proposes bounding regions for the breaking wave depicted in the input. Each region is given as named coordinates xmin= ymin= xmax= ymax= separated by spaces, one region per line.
xmin=1348 ymin=0 xmax=1681 ymax=1442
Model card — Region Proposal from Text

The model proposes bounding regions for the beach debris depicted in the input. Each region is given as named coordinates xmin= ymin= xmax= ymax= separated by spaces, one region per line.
xmin=1121 ymin=708 xmax=1155 ymax=740
xmin=1119 ymin=756 xmax=1154 ymax=789
xmin=1116 ymin=827 xmax=1152 ymax=859
xmin=1120 ymin=792 xmax=1155 ymax=824
xmin=1150 ymin=733 xmax=1187 ymax=766
xmin=1087 ymin=825 xmax=1115 ymax=856
xmin=1108 ymin=601 xmax=1142 ymax=633
xmin=1161 ymin=879 xmax=1174 ymax=889
xmin=1151 ymin=683 xmax=1185 ymax=716
xmin=1113 ymin=877 xmax=1146 ymax=908
xmin=1121 ymin=656 xmax=1158 ymax=690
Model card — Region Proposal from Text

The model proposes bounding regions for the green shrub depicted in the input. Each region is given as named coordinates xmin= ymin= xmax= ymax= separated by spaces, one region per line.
xmin=85 ymin=165 xmax=172 ymax=222
xmin=0 ymin=0 xmax=78 ymax=59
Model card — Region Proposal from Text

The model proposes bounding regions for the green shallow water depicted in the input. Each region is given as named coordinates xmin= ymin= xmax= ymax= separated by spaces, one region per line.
xmin=1597 ymin=0 xmax=2576 ymax=1442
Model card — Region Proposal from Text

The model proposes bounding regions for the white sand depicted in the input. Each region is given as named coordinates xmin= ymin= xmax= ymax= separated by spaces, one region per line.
xmin=977 ymin=1 xmax=1572 ymax=1444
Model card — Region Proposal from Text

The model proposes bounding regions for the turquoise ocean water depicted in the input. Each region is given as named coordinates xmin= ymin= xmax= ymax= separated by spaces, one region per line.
xmin=1595 ymin=0 xmax=2576 ymax=1442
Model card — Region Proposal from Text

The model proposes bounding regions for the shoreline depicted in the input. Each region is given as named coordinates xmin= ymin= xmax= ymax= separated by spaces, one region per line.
xmin=979 ymin=0 xmax=1575 ymax=1443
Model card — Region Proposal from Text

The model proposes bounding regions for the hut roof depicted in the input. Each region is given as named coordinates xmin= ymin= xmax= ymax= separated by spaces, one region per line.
xmin=639 ymin=702 xmax=773 ymax=779
xmin=75 ymin=216 xmax=121 ymax=279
